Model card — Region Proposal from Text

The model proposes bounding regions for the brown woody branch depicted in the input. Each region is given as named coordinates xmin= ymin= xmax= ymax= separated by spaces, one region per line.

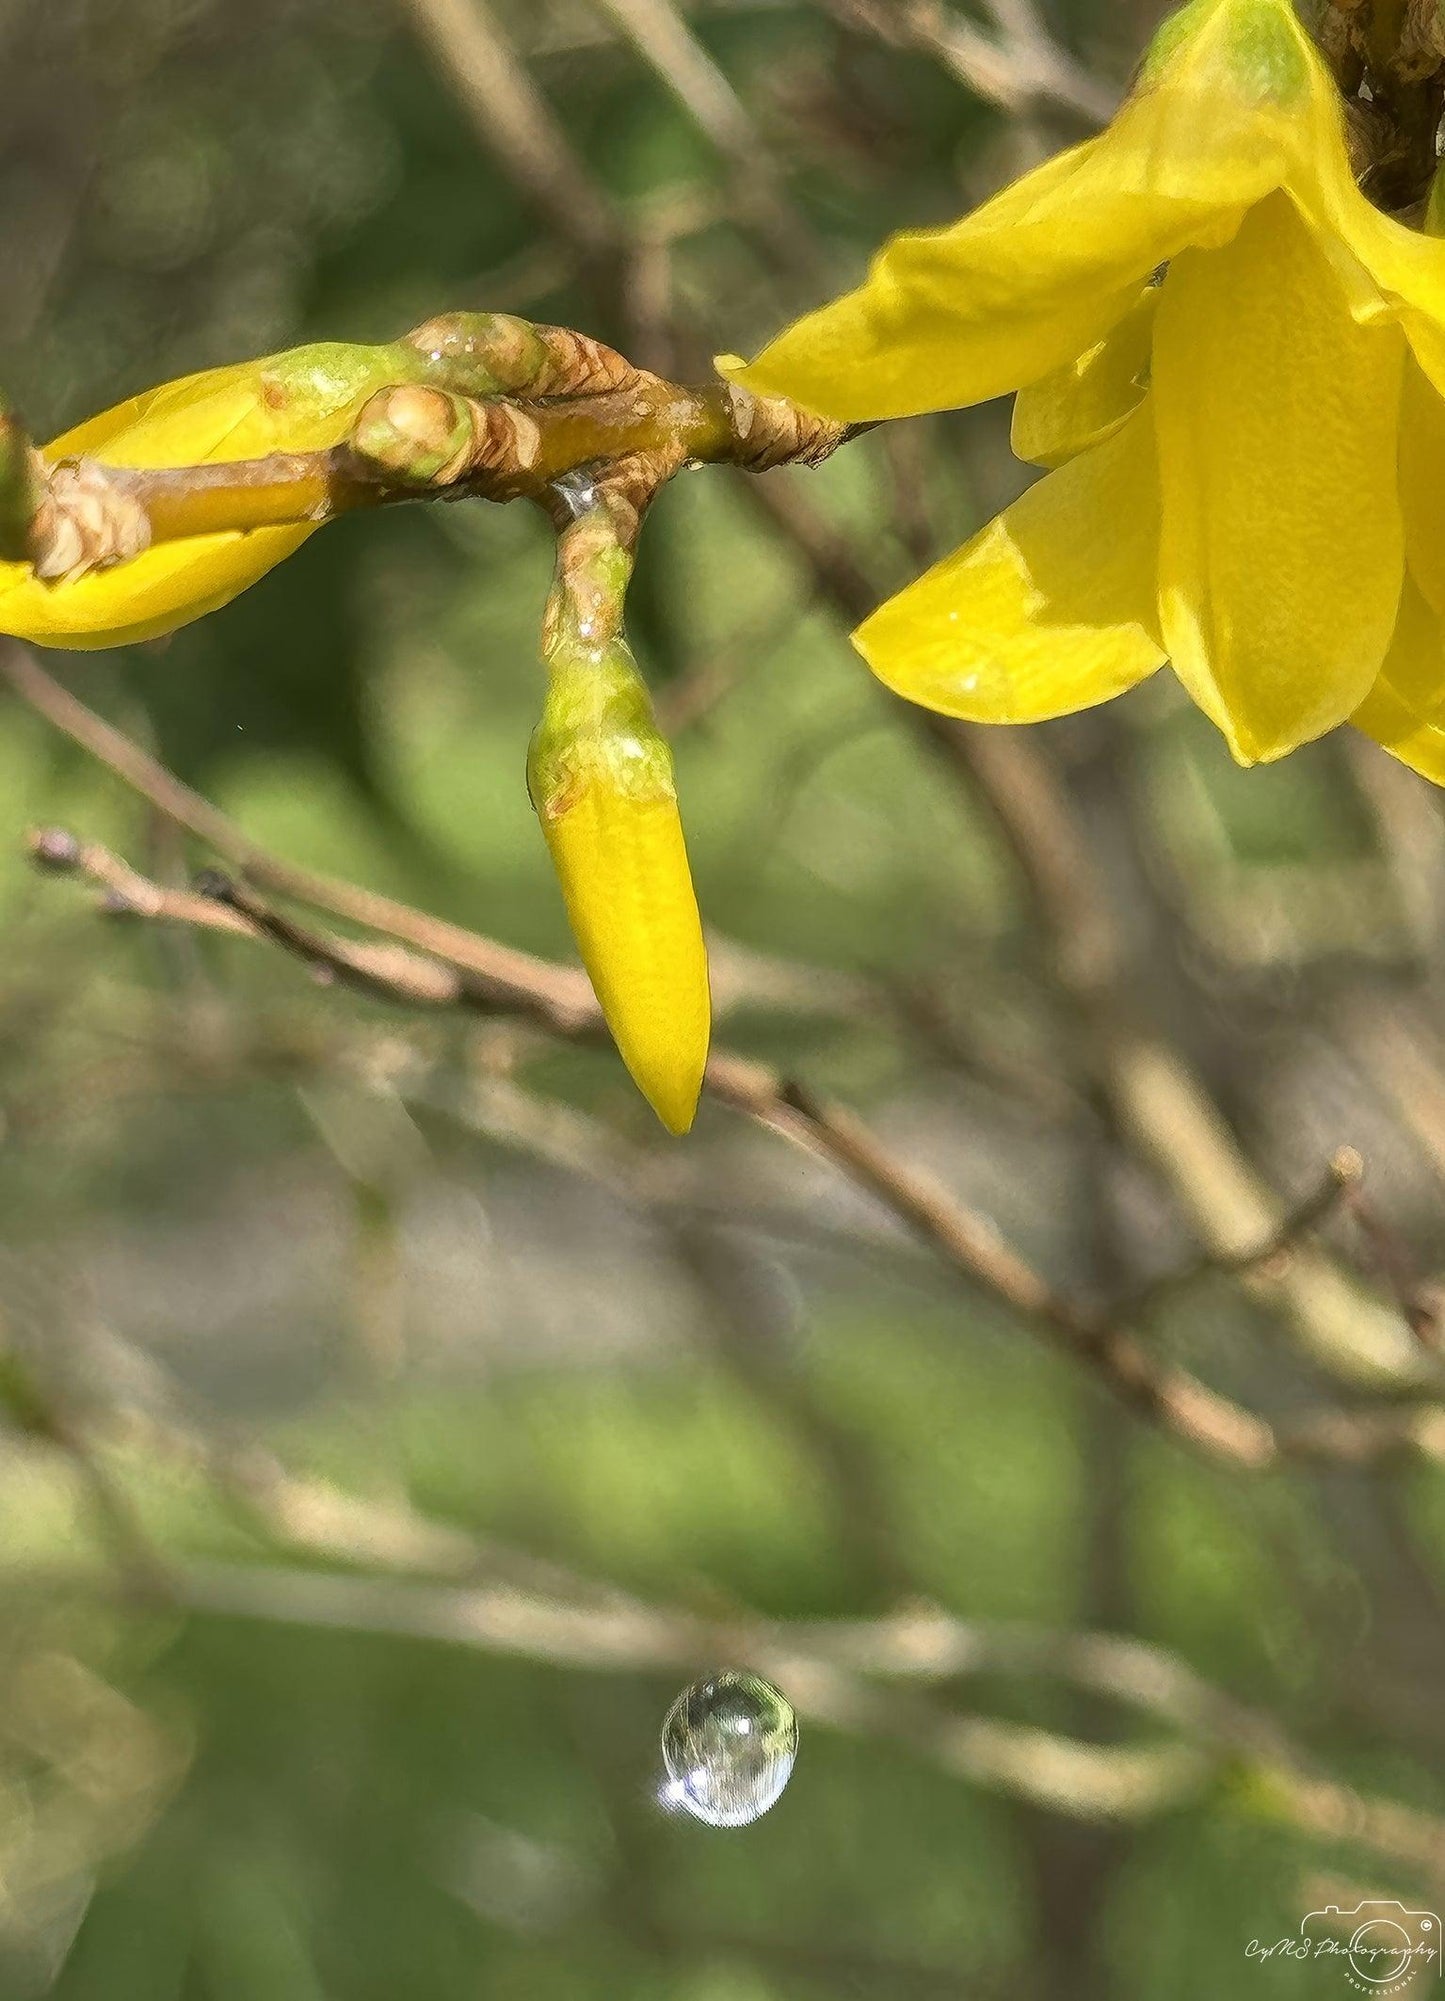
xmin=14 ymin=807 xmax=1270 ymax=1466
xmin=8 ymin=311 xmax=850 ymax=585
xmin=18 ymin=755 xmax=1445 ymax=1476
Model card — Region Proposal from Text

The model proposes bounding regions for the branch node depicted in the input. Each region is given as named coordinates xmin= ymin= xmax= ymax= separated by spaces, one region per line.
xmin=193 ymin=867 xmax=241 ymax=907
xmin=30 ymin=457 xmax=152 ymax=583
xmin=723 ymin=385 xmax=849 ymax=472
xmin=348 ymin=386 xmax=480 ymax=488
xmin=28 ymin=824 xmax=84 ymax=873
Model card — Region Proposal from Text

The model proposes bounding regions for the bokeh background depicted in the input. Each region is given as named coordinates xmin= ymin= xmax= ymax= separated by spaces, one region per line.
xmin=1 ymin=0 xmax=1444 ymax=1994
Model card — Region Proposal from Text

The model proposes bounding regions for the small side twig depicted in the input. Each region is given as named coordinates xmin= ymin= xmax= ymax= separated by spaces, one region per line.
xmin=1118 ymin=1147 xmax=1366 ymax=1324
xmin=813 ymin=0 xmax=1118 ymax=127
xmin=402 ymin=0 xmax=629 ymax=285
xmin=1340 ymin=1177 xmax=1445 ymax=1351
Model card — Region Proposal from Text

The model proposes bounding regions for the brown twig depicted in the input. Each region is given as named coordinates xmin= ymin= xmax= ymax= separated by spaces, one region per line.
xmin=401 ymin=0 xmax=629 ymax=283
xmin=814 ymin=0 xmax=1118 ymax=127
xmin=21 ymin=367 xmax=849 ymax=579
xmin=3 ymin=642 xmax=601 ymax=1021
xmin=27 ymin=800 xmax=1445 ymax=1475
xmin=1341 ymin=1179 xmax=1445 ymax=1350
xmin=1117 ymin=1146 xmax=1366 ymax=1323
xmin=1317 ymin=0 xmax=1445 ymax=204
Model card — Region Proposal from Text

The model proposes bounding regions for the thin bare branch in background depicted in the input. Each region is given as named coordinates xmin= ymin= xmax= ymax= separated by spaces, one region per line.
xmin=25 ymin=799 xmax=1445 ymax=1476
xmin=64 ymin=1557 xmax=1424 ymax=1888
xmin=403 ymin=0 xmax=629 ymax=274
xmin=814 ymin=0 xmax=1120 ymax=126
xmin=1117 ymin=1146 xmax=1367 ymax=1322
xmin=589 ymin=0 xmax=822 ymax=273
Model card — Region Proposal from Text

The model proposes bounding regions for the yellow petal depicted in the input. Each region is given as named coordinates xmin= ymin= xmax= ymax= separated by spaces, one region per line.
xmin=855 ymin=403 xmax=1163 ymax=722
xmin=1292 ymin=124 xmax=1445 ymax=398
xmin=538 ymin=780 xmax=711 ymax=1135
xmin=725 ymin=0 xmax=1317 ymax=422
xmin=1154 ymin=191 xmax=1404 ymax=763
xmin=1011 ymin=286 xmax=1157 ymax=469
xmin=0 ymin=343 xmax=413 ymax=649
xmin=0 ymin=529 xmax=314 ymax=650
xmin=1397 ymin=354 xmax=1445 ymax=621
xmin=1279 ymin=67 xmax=1445 ymax=412
xmin=1352 ymin=576 xmax=1445 ymax=782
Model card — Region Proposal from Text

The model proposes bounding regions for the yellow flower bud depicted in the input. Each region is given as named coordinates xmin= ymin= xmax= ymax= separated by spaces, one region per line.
xmin=0 ymin=340 xmax=424 ymax=650
xmin=529 ymin=643 xmax=710 ymax=1135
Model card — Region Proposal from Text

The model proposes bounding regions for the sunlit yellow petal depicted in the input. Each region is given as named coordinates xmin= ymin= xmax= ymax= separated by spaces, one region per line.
xmin=1293 ymin=128 xmax=1445 ymax=397
xmin=1011 ymin=286 xmax=1157 ymax=469
xmin=726 ymin=0 xmax=1318 ymax=422
xmin=1352 ymin=576 xmax=1445 ymax=782
xmin=855 ymin=404 xmax=1163 ymax=722
xmin=0 ymin=342 xmax=416 ymax=650
xmin=1154 ymin=191 xmax=1404 ymax=763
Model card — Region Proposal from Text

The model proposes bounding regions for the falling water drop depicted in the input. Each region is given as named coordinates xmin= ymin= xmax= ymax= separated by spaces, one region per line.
xmin=659 ymin=1670 xmax=798 ymax=1828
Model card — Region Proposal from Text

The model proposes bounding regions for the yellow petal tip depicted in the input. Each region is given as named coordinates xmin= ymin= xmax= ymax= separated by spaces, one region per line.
xmin=537 ymin=780 xmax=711 ymax=1140
xmin=632 ymin=1056 xmax=706 ymax=1136
xmin=610 ymin=978 xmax=710 ymax=1136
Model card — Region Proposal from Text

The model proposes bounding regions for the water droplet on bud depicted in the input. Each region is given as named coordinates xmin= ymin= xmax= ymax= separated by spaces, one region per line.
xmin=659 ymin=1671 xmax=797 ymax=1828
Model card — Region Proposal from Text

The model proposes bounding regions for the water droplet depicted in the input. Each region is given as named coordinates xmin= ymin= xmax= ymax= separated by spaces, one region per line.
xmin=659 ymin=1670 xmax=797 ymax=1828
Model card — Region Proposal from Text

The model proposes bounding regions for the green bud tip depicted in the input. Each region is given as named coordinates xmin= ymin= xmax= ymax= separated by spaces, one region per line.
xmin=407 ymin=312 xmax=549 ymax=399
xmin=527 ymin=640 xmax=676 ymax=817
xmin=1140 ymin=0 xmax=1309 ymax=107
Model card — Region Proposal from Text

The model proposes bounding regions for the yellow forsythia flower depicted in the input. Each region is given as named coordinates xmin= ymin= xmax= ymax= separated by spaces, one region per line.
xmin=0 ymin=342 xmax=420 ymax=650
xmin=528 ymin=641 xmax=710 ymax=1134
xmin=725 ymin=0 xmax=1445 ymax=778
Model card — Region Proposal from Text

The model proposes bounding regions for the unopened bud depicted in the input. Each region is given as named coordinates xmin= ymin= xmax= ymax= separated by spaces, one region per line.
xmin=528 ymin=642 xmax=710 ymax=1134
xmin=350 ymin=385 xmax=477 ymax=486
xmin=28 ymin=826 xmax=82 ymax=872
xmin=406 ymin=312 xmax=549 ymax=398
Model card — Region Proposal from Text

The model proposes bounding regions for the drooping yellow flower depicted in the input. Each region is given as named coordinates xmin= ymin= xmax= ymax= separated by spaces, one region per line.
xmin=725 ymin=0 xmax=1445 ymax=778
xmin=528 ymin=638 xmax=710 ymax=1135
xmin=0 ymin=342 xmax=422 ymax=650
